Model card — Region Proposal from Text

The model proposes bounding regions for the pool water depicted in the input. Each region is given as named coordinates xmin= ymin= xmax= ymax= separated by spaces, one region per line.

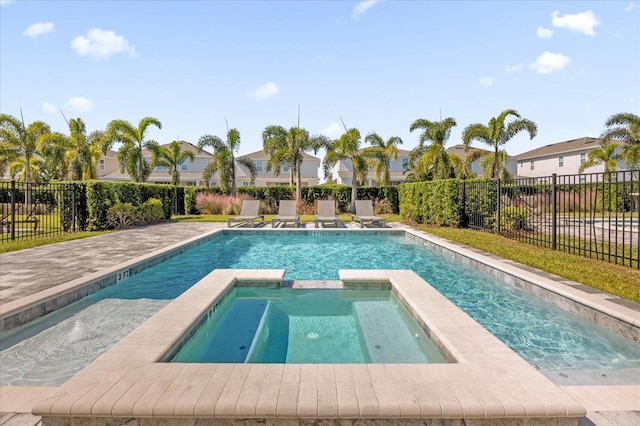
xmin=170 ymin=288 xmax=447 ymax=364
xmin=2 ymin=231 xmax=639 ymax=386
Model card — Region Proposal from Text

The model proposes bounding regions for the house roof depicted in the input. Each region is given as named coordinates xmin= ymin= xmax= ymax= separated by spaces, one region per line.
xmin=239 ymin=149 xmax=320 ymax=161
xmin=140 ymin=140 xmax=213 ymax=158
xmin=514 ymin=137 xmax=600 ymax=160
xmin=445 ymin=144 xmax=492 ymax=160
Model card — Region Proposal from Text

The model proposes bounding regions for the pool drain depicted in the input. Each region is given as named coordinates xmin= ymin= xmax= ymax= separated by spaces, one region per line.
xmin=306 ymin=332 xmax=320 ymax=340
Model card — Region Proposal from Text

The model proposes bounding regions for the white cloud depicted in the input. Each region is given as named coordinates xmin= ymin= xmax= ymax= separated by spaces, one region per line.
xmin=529 ymin=51 xmax=571 ymax=74
xmin=322 ymin=122 xmax=343 ymax=139
xmin=505 ymin=64 xmax=523 ymax=73
xmin=536 ymin=27 xmax=553 ymax=39
xmin=352 ymin=0 xmax=382 ymax=19
xmin=41 ymin=102 xmax=57 ymax=115
xmin=71 ymin=28 xmax=136 ymax=59
xmin=23 ymin=22 xmax=54 ymax=38
xmin=551 ymin=10 xmax=601 ymax=36
xmin=626 ymin=2 xmax=636 ymax=12
xmin=479 ymin=76 xmax=494 ymax=87
xmin=0 ymin=0 xmax=15 ymax=6
xmin=65 ymin=97 xmax=94 ymax=112
xmin=250 ymin=82 xmax=279 ymax=100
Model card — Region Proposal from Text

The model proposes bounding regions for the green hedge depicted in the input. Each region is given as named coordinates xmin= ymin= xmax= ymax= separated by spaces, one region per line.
xmin=399 ymin=180 xmax=462 ymax=226
xmin=55 ymin=181 xmax=88 ymax=232
xmin=86 ymin=181 xmax=174 ymax=230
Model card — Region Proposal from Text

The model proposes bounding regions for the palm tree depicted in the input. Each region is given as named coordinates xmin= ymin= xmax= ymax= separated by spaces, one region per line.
xmin=198 ymin=128 xmax=256 ymax=196
xmin=0 ymin=113 xmax=51 ymax=184
xmin=103 ymin=117 xmax=162 ymax=182
xmin=464 ymin=149 xmax=513 ymax=180
xmin=148 ymin=140 xmax=196 ymax=214
xmin=0 ymin=139 xmax=18 ymax=178
xmin=406 ymin=117 xmax=457 ymax=181
xmin=323 ymin=127 xmax=365 ymax=213
xmin=578 ymin=142 xmax=620 ymax=181
xmin=262 ymin=125 xmax=329 ymax=200
xmin=149 ymin=140 xmax=195 ymax=186
xmin=462 ymin=109 xmax=537 ymax=179
xmin=63 ymin=117 xmax=106 ymax=181
xmin=38 ymin=132 xmax=73 ymax=180
xmin=600 ymin=112 xmax=640 ymax=169
xmin=362 ymin=132 xmax=403 ymax=186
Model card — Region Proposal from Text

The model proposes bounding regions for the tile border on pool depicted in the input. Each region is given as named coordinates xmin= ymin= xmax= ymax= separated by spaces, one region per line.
xmin=32 ymin=269 xmax=586 ymax=424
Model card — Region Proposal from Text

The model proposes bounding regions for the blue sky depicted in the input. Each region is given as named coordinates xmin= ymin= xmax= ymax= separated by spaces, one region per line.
xmin=1 ymin=0 xmax=639 ymax=160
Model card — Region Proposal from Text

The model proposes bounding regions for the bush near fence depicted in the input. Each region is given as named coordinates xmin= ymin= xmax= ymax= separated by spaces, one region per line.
xmin=86 ymin=181 xmax=174 ymax=231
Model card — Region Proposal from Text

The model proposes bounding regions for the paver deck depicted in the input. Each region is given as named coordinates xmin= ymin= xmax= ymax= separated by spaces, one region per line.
xmin=1 ymin=221 xmax=639 ymax=425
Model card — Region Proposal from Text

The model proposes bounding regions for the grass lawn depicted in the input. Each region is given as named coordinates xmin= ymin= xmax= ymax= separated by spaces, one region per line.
xmin=0 ymin=231 xmax=112 ymax=254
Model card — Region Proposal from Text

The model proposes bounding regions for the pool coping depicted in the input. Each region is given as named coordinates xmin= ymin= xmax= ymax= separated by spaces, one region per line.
xmin=31 ymin=269 xmax=586 ymax=423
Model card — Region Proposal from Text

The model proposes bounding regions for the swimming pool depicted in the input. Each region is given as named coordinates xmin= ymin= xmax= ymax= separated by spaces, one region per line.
xmin=1 ymin=230 xmax=639 ymax=386
xmin=170 ymin=288 xmax=447 ymax=364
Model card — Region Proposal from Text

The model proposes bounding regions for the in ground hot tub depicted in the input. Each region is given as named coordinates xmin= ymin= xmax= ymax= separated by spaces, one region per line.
xmin=169 ymin=288 xmax=447 ymax=364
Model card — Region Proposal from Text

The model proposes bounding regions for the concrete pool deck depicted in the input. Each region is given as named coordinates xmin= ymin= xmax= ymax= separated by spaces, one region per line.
xmin=0 ymin=222 xmax=639 ymax=425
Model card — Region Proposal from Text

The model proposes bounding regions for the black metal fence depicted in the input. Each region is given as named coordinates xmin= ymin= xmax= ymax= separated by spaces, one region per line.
xmin=462 ymin=170 xmax=640 ymax=268
xmin=1 ymin=180 xmax=86 ymax=243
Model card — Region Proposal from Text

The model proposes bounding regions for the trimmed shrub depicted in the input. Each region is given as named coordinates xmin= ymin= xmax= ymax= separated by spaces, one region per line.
xmin=399 ymin=180 xmax=462 ymax=226
xmin=137 ymin=198 xmax=165 ymax=225
xmin=107 ymin=202 xmax=137 ymax=230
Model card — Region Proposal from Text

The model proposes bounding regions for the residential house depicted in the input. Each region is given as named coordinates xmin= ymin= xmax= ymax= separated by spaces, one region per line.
xmin=329 ymin=149 xmax=411 ymax=186
xmin=236 ymin=149 xmax=321 ymax=187
xmin=100 ymin=141 xmax=212 ymax=186
xmin=97 ymin=150 xmax=120 ymax=179
xmin=446 ymin=144 xmax=518 ymax=177
xmin=514 ymin=137 xmax=630 ymax=181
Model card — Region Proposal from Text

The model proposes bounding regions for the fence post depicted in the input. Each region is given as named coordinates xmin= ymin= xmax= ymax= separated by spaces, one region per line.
xmin=496 ymin=178 xmax=501 ymax=234
xmin=551 ymin=173 xmax=557 ymax=250
xmin=461 ymin=180 xmax=467 ymax=227
xmin=10 ymin=180 xmax=16 ymax=240
xmin=72 ymin=184 xmax=77 ymax=232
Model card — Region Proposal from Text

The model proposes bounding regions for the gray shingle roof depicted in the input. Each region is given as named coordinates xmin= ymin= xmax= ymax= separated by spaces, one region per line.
xmin=514 ymin=137 xmax=600 ymax=160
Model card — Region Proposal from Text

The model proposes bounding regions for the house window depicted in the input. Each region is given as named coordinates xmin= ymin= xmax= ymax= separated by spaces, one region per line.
xmin=255 ymin=161 xmax=263 ymax=172
xmin=558 ymin=156 xmax=564 ymax=167
xmin=579 ymin=176 xmax=586 ymax=184
xmin=530 ymin=160 xmax=534 ymax=170
xmin=519 ymin=161 xmax=523 ymax=168
xmin=99 ymin=159 xmax=105 ymax=170
xmin=401 ymin=157 xmax=408 ymax=170
xmin=242 ymin=182 xmax=250 ymax=187
xmin=155 ymin=165 xmax=166 ymax=171
xmin=282 ymin=164 xmax=289 ymax=172
xmin=580 ymin=152 xmax=586 ymax=165
xmin=181 ymin=160 xmax=188 ymax=171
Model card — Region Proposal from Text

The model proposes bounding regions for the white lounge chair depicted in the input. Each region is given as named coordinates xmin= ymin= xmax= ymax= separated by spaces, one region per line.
xmin=314 ymin=200 xmax=341 ymax=228
xmin=227 ymin=200 xmax=264 ymax=228
xmin=271 ymin=200 xmax=299 ymax=228
xmin=351 ymin=200 xmax=386 ymax=228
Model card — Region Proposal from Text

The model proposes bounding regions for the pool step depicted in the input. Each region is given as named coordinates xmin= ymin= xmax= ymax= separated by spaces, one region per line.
xmin=354 ymin=301 xmax=432 ymax=363
xmin=174 ymin=299 xmax=268 ymax=363
xmin=282 ymin=280 xmax=344 ymax=289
